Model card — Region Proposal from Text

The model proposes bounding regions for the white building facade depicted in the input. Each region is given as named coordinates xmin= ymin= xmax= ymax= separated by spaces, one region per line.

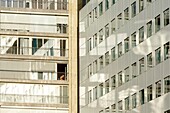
xmin=79 ymin=0 xmax=170 ymax=113
xmin=0 ymin=0 xmax=79 ymax=113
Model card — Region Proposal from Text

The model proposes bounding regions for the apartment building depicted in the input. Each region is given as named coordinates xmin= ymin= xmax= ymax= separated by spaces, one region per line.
xmin=0 ymin=0 xmax=78 ymax=113
xmin=79 ymin=0 xmax=170 ymax=113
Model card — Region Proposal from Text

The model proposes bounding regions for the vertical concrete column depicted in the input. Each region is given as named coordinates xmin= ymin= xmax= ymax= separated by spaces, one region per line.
xmin=68 ymin=0 xmax=78 ymax=113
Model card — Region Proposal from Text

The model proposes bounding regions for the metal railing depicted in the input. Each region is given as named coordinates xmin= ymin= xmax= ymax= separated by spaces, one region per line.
xmin=0 ymin=46 xmax=68 ymax=57
xmin=0 ymin=0 xmax=69 ymax=11
xmin=0 ymin=71 xmax=69 ymax=81
xmin=0 ymin=94 xmax=68 ymax=104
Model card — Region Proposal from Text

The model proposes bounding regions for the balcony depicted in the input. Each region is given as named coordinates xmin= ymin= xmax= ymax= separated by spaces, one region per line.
xmin=0 ymin=0 xmax=69 ymax=11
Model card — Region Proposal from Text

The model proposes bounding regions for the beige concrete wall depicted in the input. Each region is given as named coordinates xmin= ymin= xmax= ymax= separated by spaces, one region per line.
xmin=69 ymin=0 xmax=78 ymax=112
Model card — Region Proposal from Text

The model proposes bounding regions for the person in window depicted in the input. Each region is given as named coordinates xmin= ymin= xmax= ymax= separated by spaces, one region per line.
xmin=60 ymin=74 xmax=65 ymax=80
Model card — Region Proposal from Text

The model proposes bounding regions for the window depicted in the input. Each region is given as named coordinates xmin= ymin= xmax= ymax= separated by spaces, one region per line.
xmin=164 ymin=109 xmax=170 ymax=113
xmin=57 ymin=24 xmax=68 ymax=33
xmin=105 ymin=0 xmax=109 ymax=11
xmin=139 ymin=89 xmax=145 ymax=105
xmin=105 ymin=51 xmax=110 ymax=66
xmin=99 ymin=2 xmax=103 ymax=16
xmin=105 ymin=79 xmax=110 ymax=94
xmin=124 ymin=67 xmax=130 ymax=82
xmin=105 ymin=24 xmax=109 ymax=38
xmin=147 ymin=0 xmax=152 ymax=3
xmin=164 ymin=8 xmax=169 ymax=26
xmin=87 ymin=38 xmax=92 ymax=52
xmin=139 ymin=0 xmax=144 ymax=12
xmin=93 ymin=7 xmax=98 ymax=19
xmin=147 ymin=21 xmax=152 ymax=38
xmin=1 ymin=0 xmax=6 ymax=7
xmin=111 ymin=104 xmax=116 ymax=113
xmin=88 ymin=64 xmax=92 ymax=77
xmin=164 ymin=42 xmax=170 ymax=60
xmin=99 ymin=83 xmax=104 ymax=97
xmin=132 ymin=62 xmax=137 ymax=78
xmin=156 ymin=80 xmax=161 ymax=98
xmin=111 ymin=75 xmax=116 ymax=90
xmin=111 ymin=47 xmax=116 ymax=61
xmin=132 ymin=93 xmax=137 ymax=108
xmin=112 ymin=0 xmax=116 ymax=5
xmin=124 ymin=37 xmax=130 ymax=53
xmin=93 ymin=60 xmax=98 ymax=74
xmin=99 ymin=29 xmax=104 ymax=43
xmin=117 ymin=13 xmax=123 ymax=29
xmin=131 ymin=2 xmax=136 ymax=18
xmin=93 ymin=33 xmax=98 ymax=48
xmin=105 ymin=107 xmax=109 ymax=113
xmin=89 ymin=12 xmax=92 ymax=24
xmin=155 ymin=15 xmax=161 ymax=33
xmin=124 ymin=7 xmax=129 ymax=23
xmin=99 ymin=56 xmax=104 ymax=69
xmin=131 ymin=32 xmax=136 ymax=47
xmin=155 ymin=47 xmax=161 ymax=65
xmin=164 ymin=75 xmax=170 ymax=94
xmin=125 ymin=97 xmax=130 ymax=111
xmin=118 ymin=101 xmax=123 ymax=113
xmin=147 ymin=85 xmax=153 ymax=102
xmin=88 ymin=90 xmax=92 ymax=103
xmin=139 ymin=26 xmax=144 ymax=43
xmin=7 ymin=0 xmax=12 ymax=7
xmin=111 ymin=19 xmax=116 ymax=33
xmin=139 ymin=57 xmax=145 ymax=74
xmin=118 ymin=42 xmax=122 ymax=57
xmin=93 ymin=86 xmax=97 ymax=100
xmin=99 ymin=110 xmax=104 ymax=113
xmin=147 ymin=53 xmax=153 ymax=68
xmin=118 ymin=71 xmax=123 ymax=86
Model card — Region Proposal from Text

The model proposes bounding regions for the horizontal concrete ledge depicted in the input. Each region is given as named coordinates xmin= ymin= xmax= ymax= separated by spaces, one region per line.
xmin=0 ymin=31 xmax=69 ymax=38
xmin=0 ymin=7 xmax=69 ymax=16
xmin=0 ymin=78 xmax=69 ymax=85
xmin=0 ymin=102 xmax=68 ymax=109
xmin=0 ymin=54 xmax=68 ymax=62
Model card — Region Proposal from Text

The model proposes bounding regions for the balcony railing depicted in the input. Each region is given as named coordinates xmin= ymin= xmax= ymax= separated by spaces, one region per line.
xmin=0 ymin=0 xmax=69 ymax=11
xmin=0 ymin=46 xmax=68 ymax=57
xmin=0 ymin=71 xmax=68 ymax=81
xmin=0 ymin=94 xmax=68 ymax=104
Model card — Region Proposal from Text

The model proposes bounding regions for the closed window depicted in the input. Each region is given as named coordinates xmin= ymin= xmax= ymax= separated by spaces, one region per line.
xmin=105 ymin=0 xmax=109 ymax=11
xmin=99 ymin=83 xmax=104 ymax=97
xmin=155 ymin=15 xmax=161 ymax=33
xmin=99 ymin=56 xmax=104 ymax=69
xmin=124 ymin=67 xmax=130 ymax=82
xmin=132 ymin=93 xmax=137 ymax=108
xmin=118 ymin=42 xmax=122 ymax=57
xmin=118 ymin=71 xmax=123 ymax=86
xmin=139 ymin=26 xmax=144 ymax=43
xmin=164 ymin=42 xmax=170 ymax=60
xmin=155 ymin=47 xmax=161 ymax=65
xmin=164 ymin=8 xmax=169 ymax=26
xmin=111 ymin=19 xmax=116 ymax=33
xmin=131 ymin=2 xmax=136 ymax=18
xmin=139 ymin=89 xmax=145 ymax=105
xmin=111 ymin=104 xmax=116 ymax=113
xmin=118 ymin=100 xmax=123 ymax=113
xmin=131 ymin=32 xmax=136 ymax=47
xmin=111 ymin=47 xmax=116 ymax=61
xmin=99 ymin=29 xmax=104 ymax=43
xmin=147 ymin=21 xmax=152 ymax=38
xmin=147 ymin=53 xmax=153 ymax=68
xmin=105 ymin=51 xmax=110 ymax=66
xmin=132 ymin=62 xmax=137 ymax=78
xmin=88 ymin=64 xmax=92 ymax=77
xmin=88 ymin=90 xmax=92 ymax=104
xmin=93 ymin=33 xmax=98 ymax=48
xmin=93 ymin=60 xmax=98 ymax=74
xmin=93 ymin=86 xmax=97 ymax=100
xmin=164 ymin=75 xmax=170 ymax=94
xmin=111 ymin=75 xmax=116 ymax=90
xmin=124 ymin=37 xmax=130 ymax=53
xmin=139 ymin=0 xmax=144 ymax=12
xmin=125 ymin=97 xmax=130 ymax=111
xmin=139 ymin=57 xmax=145 ymax=74
xmin=99 ymin=2 xmax=103 ymax=16
xmin=105 ymin=79 xmax=110 ymax=94
xmin=156 ymin=80 xmax=161 ymax=98
xmin=105 ymin=24 xmax=109 ymax=38
xmin=124 ymin=7 xmax=129 ymax=23
xmin=147 ymin=85 xmax=153 ymax=102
